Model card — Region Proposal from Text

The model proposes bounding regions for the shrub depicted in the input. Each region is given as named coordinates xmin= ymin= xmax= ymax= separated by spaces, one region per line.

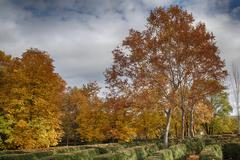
xmin=143 ymin=144 xmax=159 ymax=156
xmin=117 ymin=148 xmax=138 ymax=160
xmin=169 ymin=144 xmax=187 ymax=160
xmin=0 ymin=150 xmax=54 ymax=160
xmin=88 ymin=144 xmax=124 ymax=154
xmin=222 ymin=143 xmax=240 ymax=160
xmin=41 ymin=148 xmax=99 ymax=160
xmin=0 ymin=150 xmax=28 ymax=155
xmin=184 ymin=138 xmax=205 ymax=154
xmin=132 ymin=146 xmax=148 ymax=159
xmin=152 ymin=149 xmax=173 ymax=160
xmin=53 ymin=146 xmax=86 ymax=153
xmin=199 ymin=144 xmax=222 ymax=160
xmin=93 ymin=152 xmax=125 ymax=160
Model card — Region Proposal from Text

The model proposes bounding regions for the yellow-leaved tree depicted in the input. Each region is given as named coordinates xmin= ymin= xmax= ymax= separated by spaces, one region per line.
xmin=0 ymin=49 xmax=65 ymax=149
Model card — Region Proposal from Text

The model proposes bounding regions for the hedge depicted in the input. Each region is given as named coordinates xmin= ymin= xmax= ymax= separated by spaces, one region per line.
xmin=222 ymin=143 xmax=240 ymax=160
xmin=199 ymin=144 xmax=222 ymax=160
xmin=89 ymin=144 xmax=124 ymax=154
xmin=169 ymin=144 xmax=187 ymax=160
xmin=0 ymin=150 xmax=54 ymax=160
xmin=148 ymin=149 xmax=173 ymax=160
xmin=93 ymin=152 xmax=125 ymax=160
xmin=94 ymin=144 xmax=158 ymax=160
xmin=183 ymin=138 xmax=205 ymax=154
xmin=143 ymin=144 xmax=159 ymax=156
xmin=40 ymin=148 xmax=99 ymax=160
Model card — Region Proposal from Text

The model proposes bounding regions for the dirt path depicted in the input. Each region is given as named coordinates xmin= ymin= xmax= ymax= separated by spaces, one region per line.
xmin=186 ymin=155 xmax=199 ymax=160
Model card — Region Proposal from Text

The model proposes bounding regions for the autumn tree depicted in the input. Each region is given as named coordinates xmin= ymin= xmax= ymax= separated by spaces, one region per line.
xmin=105 ymin=6 xmax=226 ymax=147
xmin=132 ymin=89 xmax=165 ymax=139
xmin=0 ymin=51 xmax=13 ymax=149
xmin=61 ymin=87 xmax=81 ymax=145
xmin=0 ymin=49 xmax=65 ymax=149
xmin=64 ymin=82 xmax=110 ymax=142
xmin=104 ymin=96 xmax=137 ymax=142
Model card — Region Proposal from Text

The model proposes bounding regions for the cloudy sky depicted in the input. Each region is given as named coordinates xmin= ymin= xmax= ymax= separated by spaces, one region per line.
xmin=0 ymin=0 xmax=239 ymax=89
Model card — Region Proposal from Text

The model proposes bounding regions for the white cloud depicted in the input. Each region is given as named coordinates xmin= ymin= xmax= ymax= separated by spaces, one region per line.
xmin=0 ymin=1 xmax=239 ymax=110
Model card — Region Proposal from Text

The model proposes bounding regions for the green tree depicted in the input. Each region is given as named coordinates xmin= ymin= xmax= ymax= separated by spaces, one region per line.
xmin=204 ymin=91 xmax=236 ymax=134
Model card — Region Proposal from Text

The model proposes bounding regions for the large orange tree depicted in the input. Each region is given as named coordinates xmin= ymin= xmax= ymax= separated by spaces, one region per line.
xmin=105 ymin=6 xmax=227 ymax=147
xmin=0 ymin=49 xmax=66 ymax=149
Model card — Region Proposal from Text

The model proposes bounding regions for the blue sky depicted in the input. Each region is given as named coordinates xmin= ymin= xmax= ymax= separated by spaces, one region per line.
xmin=0 ymin=1 xmax=240 ymax=104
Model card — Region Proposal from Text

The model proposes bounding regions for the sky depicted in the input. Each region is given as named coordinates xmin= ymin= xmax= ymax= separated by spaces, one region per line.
xmin=0 ymin=0 xmax=240 ymax=110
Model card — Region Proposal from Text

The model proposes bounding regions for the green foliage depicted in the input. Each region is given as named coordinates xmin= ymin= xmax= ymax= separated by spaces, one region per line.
xmin=199 ymin=144 xmax=222 ymax=160
xmin=0 ymin=116 xmax=12 ymax=150
xmin=90 ymin=144 xmax=124 ymax=154
xmin=93 ymin=152 xmax=125 ymax=160
xmin=143 ymin=144 xmax=159 ymax=156
xmin=95 ymin=144 xmax=158 ymax=160
xmin=222 ymin=143 xmax=240 ymax=160
xmin=204 ymin=91 xmax=236 ymax=135
xmin=184 ymin=138 xmax=205 ymax=154
xmin=169 ymin=144 xmax=187 ymax=160
xmin=116 ymin=148 xmax=137 ymax=159
xmin=41 ymin=148 xmax=99 ymax=160
xmin=151 ymin=149 xmax=173 ymax=160
xmin=0 ymin=150 xmax=54 ymax=160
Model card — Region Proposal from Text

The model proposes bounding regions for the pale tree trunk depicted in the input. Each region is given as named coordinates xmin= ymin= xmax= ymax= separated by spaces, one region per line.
xmin=189 ymin=107 xmax=194 ymax=137
xmin=66 ymin=135 xmax=69 ymax=146
xmin=164 ymin=108 xmax=172 ymax=148
xmin=231 ymin=63 xmax=240 ymax=134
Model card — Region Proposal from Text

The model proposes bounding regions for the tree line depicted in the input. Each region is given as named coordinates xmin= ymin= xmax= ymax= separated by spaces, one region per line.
xmin=0 ymin=6 xmax=238 ymax=150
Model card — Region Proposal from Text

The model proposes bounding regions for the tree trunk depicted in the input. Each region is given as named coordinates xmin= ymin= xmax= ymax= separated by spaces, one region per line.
xmin=175 ymin=123 xmax=178 ymax=137
xmin=164 ymin=109 xmax=172 ymax=148
xmin=189 ymin=107 xmax=194 ymax=137
xmin=66 ymin=136 xmax=69 ymax=146
xmin=237 ymin=103 xmax=240 ymax=135
xmin=181 ymin=108 xmax=185 ymax=139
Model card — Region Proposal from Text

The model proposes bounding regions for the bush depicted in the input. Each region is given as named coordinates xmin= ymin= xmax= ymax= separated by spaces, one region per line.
xmin=199 ymin=144 xmax=222 ymax=160
xmin=132 ymin=146 xmax=148 ymax=159
xmin=184 ymin=138 xmax=205 ymax=154
xmin=53 ymin=146 xmax=86 ymax=153
xmin=151 ymin=149 xmax=173 ymax=160
xmin=116 ymin=148 xmax=138 ymax=160
xmin=0 ymin=150 xmax=28 ymax=155
xmin=98 ymin=145 xmax=154 ymax=160
xmin=169 ymin=144 xmax=187 ymax=160
xmin=87 ymin=143 xmax=124 ymax=154
xmin=0 ymin=150 xmax=54 ymax=160
xmin=143 ymin=144 xmax=159 ymax=156
xmin=41 ymin=148 xmax=99 ymax=160
xmin=120 ymin=139 xmax=163 ymax=149
xmin=222 ymin=143 xmax=240 ymax=160
xmin=93 ymin=152 xmax=125 ymax=160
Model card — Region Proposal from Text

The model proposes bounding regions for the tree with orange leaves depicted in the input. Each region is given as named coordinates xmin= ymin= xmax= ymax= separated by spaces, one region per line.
xmin=0 ymin=49 xmax=66 ymax=149
xmin=105 ymin=6 xmax=227 ymax=147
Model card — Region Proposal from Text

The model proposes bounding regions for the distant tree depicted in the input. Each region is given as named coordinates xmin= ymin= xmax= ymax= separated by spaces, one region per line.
xmin=203 ymin=91 xmax=236 ymax=134
xmin=104 ymin=96 xmax=137 ymax=142
xmin=61 ymin=87 xmax=81 ymax=145
xmin=65 ymin=83 xmax=110 ymax=142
